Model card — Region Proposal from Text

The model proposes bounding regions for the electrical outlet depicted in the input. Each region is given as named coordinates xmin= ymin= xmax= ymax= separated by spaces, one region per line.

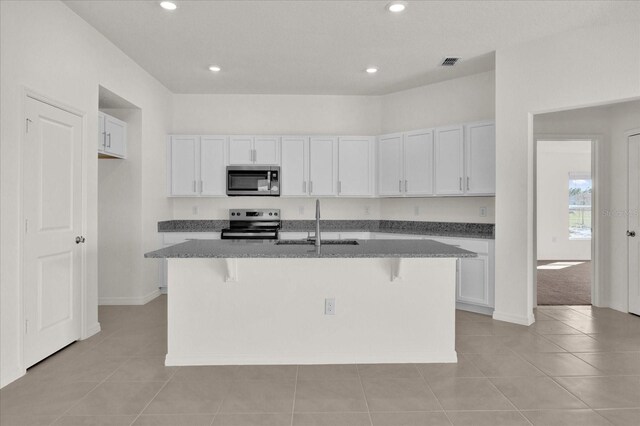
xmin=325 ymin=298 xmax=335 ymax=315
xmin=192 ymin=206 xmax=199 ymax=215
xmin=299 ymin=206 xmax=305 ymax=215
xmin=479 ymin=207 xmax=487 ymax=217
xmin=364 ymin=205 xmax=370 ymax=216
xmin=414 ymin=205 xmax=420 ymax=216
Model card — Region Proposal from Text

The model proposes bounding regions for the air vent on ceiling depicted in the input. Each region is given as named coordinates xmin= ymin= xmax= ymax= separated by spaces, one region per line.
xmin=441 ymin=57 xmax=460 ymax=66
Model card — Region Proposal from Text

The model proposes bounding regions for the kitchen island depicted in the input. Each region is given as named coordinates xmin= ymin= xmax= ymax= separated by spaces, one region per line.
xmin=145 ymin=239 xmax=474 ymax=366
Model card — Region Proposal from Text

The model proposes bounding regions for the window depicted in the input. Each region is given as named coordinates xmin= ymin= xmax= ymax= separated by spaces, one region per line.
xmin=569 ymin=172 xmax=592 ymax=240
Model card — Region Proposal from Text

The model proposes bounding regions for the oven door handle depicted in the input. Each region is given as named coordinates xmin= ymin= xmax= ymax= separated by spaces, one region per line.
xmin=222 ymin=232 xmax=277 ymax=238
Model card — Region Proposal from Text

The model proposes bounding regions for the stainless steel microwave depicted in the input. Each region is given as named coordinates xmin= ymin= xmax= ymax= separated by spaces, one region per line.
xmin=226 ymin=166 xmax=280 ymax=196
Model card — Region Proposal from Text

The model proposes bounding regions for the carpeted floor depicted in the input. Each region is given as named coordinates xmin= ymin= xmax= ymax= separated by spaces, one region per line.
xmin=537 ymin=260 xmax=591 ymax=305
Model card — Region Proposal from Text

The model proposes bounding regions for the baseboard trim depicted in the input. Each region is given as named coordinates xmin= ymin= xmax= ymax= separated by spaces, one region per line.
xmin=1 ymin=366 xmax=26 ymax=389
xmin=83 ymin=322 xmax=101 ymax=339
xmin=456 ymin=302 xmax=494 ymax=316
xmin=165 ymin=351 xmax=458 ymax=366
xmin=492 ymin=310 xmax=535 ymax=326
xmin=99 ymin=289 xmax=161 ymax=306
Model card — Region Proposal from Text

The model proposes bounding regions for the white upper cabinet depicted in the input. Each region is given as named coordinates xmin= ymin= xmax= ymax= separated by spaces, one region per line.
xmin=378 ymin=133 xmax=404 ymax=196
xmin=169 ymin=136 xmax=199 ymax=196
xmin=465 ymin=121 xmax=496 ymax=195
xmin=309 ymin=137 xmax=337 ymax=196
xmin=169 ymin=135 xmax=227 ymax=197
xmin=200 ymin=136 xmax=227 ymax=196
xmin=338 ymin=136 xmax=374 ymax=196
xmin=98 ymin=111 xmax=126 ymax=159
xmin=281 ymin=136 xmax=309 ymax=196
xmin=228 ymin=136 xmax=280 ymax=165
xmin=435 ymin=125 xmax=464 ymax=195
xmin=404 ymin=129 xmax=434 ymax=196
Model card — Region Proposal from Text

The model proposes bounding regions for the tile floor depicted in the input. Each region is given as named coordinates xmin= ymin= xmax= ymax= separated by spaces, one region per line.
xmin=1 ymin=297 xmax=640 ymax=425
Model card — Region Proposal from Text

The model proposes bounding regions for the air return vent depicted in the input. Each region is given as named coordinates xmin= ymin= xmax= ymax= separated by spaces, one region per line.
xmin=441 ymin=57 xmax=460 ymax=66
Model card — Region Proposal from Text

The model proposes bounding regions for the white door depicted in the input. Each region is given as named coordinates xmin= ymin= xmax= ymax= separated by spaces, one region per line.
xmin=338 ymin=137 xmax=372 ymax=196
xmin=104 ymin=115 xmax=126 ymax=158
xmin=23 ymin=96 xmax=83 ymax=368
xmin=281 ymin=136 xmax=308 ymax=196
xmin=465 ymin=122 xmax=495 ymax=195
xmin=228 ymin=136 xmax=253 ymax=165
xmin=309 ymin=137 xmax=336 ymax=196
xmin=254 ymin=136 xmax=280 ymax=165
xmin=170 ymin=136 xmax=198 ymax=196
xmin=404 ymin=129 xmax=434 ymax=196
xmin=378 ymin=134 xmax=404 ymax=196
xmin=200 ymin=136 xmax=226 ymax=196
xmin=629 ymin=133 xmax=640 ymax=315
xmin=435 ymin=125 xmax=465 ymax=195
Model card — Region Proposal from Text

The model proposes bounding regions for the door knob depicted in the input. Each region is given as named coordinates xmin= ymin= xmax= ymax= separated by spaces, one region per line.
xmin=75 ymin=236 xmax=85 ymax=244
xmin=627 ymin=231 xmax=636 ymax=237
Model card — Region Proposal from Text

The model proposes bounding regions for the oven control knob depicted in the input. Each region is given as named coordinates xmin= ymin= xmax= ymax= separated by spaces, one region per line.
xmin=274 ymin=212 xmax=278 ymax=216
xmin=231 ymin=212 xmax=235 ymax=216
xmin=269 ymin=212 xmax=273 ymax=216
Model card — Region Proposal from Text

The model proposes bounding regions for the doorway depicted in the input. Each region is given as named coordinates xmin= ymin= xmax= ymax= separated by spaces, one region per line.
xmin=22 ymin=94 xmax=84 ymax=367
xmin=628 ymin=132 xmax=640 ymax=315
xmin=535 ymin=139 xmax=594 ymax=306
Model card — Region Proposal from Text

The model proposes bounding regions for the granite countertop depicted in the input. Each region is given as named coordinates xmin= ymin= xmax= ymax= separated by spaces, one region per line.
xmin=144 ymin=239 xmax=477 ymax=259
xmin=157 ymin=220 xmax=495 ymax=239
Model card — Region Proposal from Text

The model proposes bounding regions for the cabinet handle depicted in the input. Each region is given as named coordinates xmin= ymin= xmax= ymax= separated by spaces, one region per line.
xmin=102 ymin=131 xmax=106 ymax=149
xmin=459 ymin=177 xmax=462 ymax=191
xmin=200 ymin=180 xmax=203 ymax=193
xmin=399 ymin=180 xmax=402 ymax=193
xmin=466 ymin=177 xmax=470 ymax=191
xmin=252 ymin=149 xmax=256 ymax=163
xmin=405 ymin=180 xmax=408 ymax=192
xmin=310 ymin=181 xmax=313 ymax=194
xmin=338 ymin=180 xmax=341 ymax=194
xmin=107 ymin=133 xmax=111 ymax=148
xmin=303 ymin=181 xmax=306 ymax=193
xmin=193 ymin=180 xmax=196 ymax=193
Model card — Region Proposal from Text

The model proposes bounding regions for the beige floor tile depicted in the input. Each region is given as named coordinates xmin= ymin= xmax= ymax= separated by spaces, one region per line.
xmin=220 ymin=380 xmax=295 ymax=413
xmin=0 ymin=415 xmax=58 ymax=426
xmin=490 ymin=323 xmax=532 ymax=336
xmin=294 ymin=379 xmax=367 ymax=412
xmin=587 ymin=333 xmax=640 ymax=352
xmin=554 ymin=376 xmax=640 ymax=409
xmin=357 ymin=364 xmax=421 ymax=379
xmin=85 ymin=336 xmax=158 ymax=358
xmin=107 ymin=357 xmax=177 ymax=382
xmin=530 ymin=320 xmax=583 ymax=335
xmin=574 ymin=352 xmax=640 ymax=375
xmin=143 ymin=380 xmax=230 ymax=414
xmin=595 ymin=408 xmax=640 ymax=425
xmin=490 ymin=377 xmax=586 ymax=409
xmin=415 ymin=356 xmax=485 ymax=382
xmin=534 ymin=311 xmax=557 ymax=321
xmin=454 ymin=336 xmax=511 ymax=354
xmin=133 ymin=414 xmax=215 ymax=425
xmin=445 ymin=410 xmax=529 ymax=426
xmin=426 ymin=378 xmax=513 ymax=411
xmin=497 ymin=334 xmax=566 ymax=353
xmin=362 ymin=378 xmax=441 ymax=412
xmin=541 ymin=309 xmax=592 ymax=322
xmin=293 ymin=412 xmax=372 ymax=426
xmin=370 ymin=411 xmax=451 ymax=426
xmin=53 ymin=415 xmax=137 ymax=425
xmin=455 ymin=311 xmax=493 ymax=323
xmin=521 ymin=353 xmax=603 ymax=376
xmin=0 ymin=382 xmax=98 ymax=416
xmin=542 ymin=334 xmax=610 ymax=353
xmin=464 ymin=353 xmax=544 ymax=377
xmin=233 ymin=365 xmax=297 ymax=381
xmin=171 ymin=365 xmax=240 ymax=382
xmin=214 ymin=413 xmax=291 ymax=426
xmin=521 ymin=409 xmax=613 ymax=425
xmin=297 ymin=364 xmax=358 ymax=380
xmin=455 ymin=322 xmax=494 ymax=336
xmin=68 ymin=382 xmax=164 ymax=416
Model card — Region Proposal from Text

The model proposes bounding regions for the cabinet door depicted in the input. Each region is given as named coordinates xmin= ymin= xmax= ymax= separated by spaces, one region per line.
xmin=228 ymin=136 xmax=253 ymax=165
xmin=104 ymin=115 xmax=126 ymax=158
xmin=338 ymin=137 xmax=373 ymax=196
xmin=465 ymin=122 xmax=495 ymax=195
xmin=170 ymin=136 xmax=198 ymax=196
xmin=435 ymin=125 xmax=464 ymax=195
xmin=457 ymin=255 xmax=491 ymax=307
xmin=378 ymin=134 xmax=404 ymax=196
xmin=254 ymin=136 xmax=280 ymax=165
xmin=404 ymin=129 xmax=434 ymax=196
xmin=281 ymin=136 xmax=308 ymax=196
xmin=200 ymin=136 xmax=226 ymax=196
xmin=309 ymin=137 xmax=336 ymax=196
xmin=98 ymin=112 xmax=106 ymax=152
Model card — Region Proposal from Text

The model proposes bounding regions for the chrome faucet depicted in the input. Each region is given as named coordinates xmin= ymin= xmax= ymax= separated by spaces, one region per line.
xmin=314 ymin=199 xmax=321 ymax=247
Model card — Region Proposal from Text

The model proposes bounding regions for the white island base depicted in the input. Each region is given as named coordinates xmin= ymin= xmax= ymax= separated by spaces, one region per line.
xmin=165 ymin=257 xmax=458 ymax=366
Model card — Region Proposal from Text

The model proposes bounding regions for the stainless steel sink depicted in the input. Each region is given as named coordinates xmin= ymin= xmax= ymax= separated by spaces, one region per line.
xmin=276 ymin=239 xmax=359 ymax=246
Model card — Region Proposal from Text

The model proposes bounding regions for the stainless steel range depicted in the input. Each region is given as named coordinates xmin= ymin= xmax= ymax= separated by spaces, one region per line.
xmin=220 ymin=209 xmax=281 ymax=240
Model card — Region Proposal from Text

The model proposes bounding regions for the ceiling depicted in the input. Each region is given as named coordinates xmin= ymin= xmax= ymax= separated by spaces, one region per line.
xmin=65 ymin=1 xmax=640 ymax=96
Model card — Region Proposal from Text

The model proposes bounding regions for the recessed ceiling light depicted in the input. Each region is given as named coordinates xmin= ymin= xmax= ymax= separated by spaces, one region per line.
xmin=160 ymin=1 xmax=177 ymax=11
xmin=387 ymin=1 xmax=406 ymax=13
xmin=366 ymin=67 xmax=378 ymax=74
xmin=208 ymin=65 xmax=221 ymax=72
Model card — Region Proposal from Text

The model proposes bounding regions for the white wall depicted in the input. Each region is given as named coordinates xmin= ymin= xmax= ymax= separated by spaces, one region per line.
xmin=536 ymin=141 xmax=592 ymax=260
xmin=172 ymin=72 xmax=496 ymax=224
xmin=494 ymin=23 xmax=640 ymax=325
xmin=0 ymin=1 xmax=172 ymax=387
